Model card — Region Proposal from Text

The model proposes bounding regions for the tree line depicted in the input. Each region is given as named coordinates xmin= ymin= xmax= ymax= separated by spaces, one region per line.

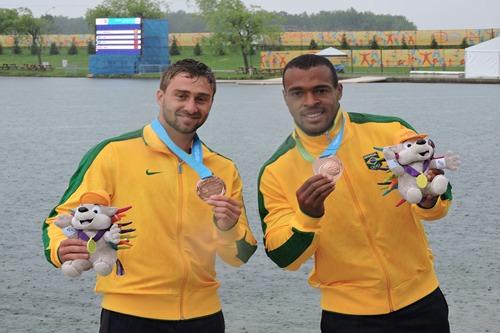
xmin=1 ymin=0 xmax=417 ymax=72
xmin=2 ymin=8 xmax=416 ymax=35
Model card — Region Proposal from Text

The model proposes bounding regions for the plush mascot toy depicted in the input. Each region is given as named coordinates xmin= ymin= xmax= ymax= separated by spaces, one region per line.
xmin=380 ymin=129 xmax=460 ymax=205
xmin=55 ymin=190 xmax=134 ymax=277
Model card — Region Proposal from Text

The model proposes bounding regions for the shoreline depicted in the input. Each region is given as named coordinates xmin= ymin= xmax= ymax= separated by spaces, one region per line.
xmin=1 ymin=72 xmax=499 ymax=84
xmin=219 ymin=76 xmax=500 ymax=85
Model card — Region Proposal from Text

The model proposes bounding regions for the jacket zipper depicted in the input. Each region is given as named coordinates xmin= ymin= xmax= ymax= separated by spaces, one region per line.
xmin=343 ymin=167 xmax=394 ymax=312
xmin=177 ymin=160 xmax=188 ymax=319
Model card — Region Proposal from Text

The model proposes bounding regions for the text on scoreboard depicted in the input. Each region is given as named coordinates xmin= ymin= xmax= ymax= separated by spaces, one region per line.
xmin=96 ymin=18 xmax=142 ymax=55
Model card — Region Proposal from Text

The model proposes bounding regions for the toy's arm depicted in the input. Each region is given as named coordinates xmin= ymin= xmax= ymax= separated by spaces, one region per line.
xmin=43 ymin=143 xmax=117 ymax=268
xmin=430 ymin=151 xmax=461 ymax=171
xmin=54 ymin=214 xmax=79 ymax=239
xmin=215 ymin=168 xmax=257 ymax=267
xmin=104 ymin=224 xmax=121 ymax=245
xmin=383 ymin=147 xmax=404 ymax=175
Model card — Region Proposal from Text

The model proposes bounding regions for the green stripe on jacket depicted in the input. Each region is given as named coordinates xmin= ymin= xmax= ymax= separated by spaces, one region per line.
xmin=348 ymin=112 xmax=417 ymax=131
xmin=258 ymin=135 xmax=316 ymax=268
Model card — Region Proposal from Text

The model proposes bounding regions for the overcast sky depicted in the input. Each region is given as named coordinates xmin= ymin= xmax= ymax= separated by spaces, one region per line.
xmin=2 ymin=0 xmax=499 ymax=30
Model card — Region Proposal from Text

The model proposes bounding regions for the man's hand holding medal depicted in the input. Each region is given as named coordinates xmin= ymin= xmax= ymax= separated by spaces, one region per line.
xmin=294 ymin=117 xmax=345 ymax=218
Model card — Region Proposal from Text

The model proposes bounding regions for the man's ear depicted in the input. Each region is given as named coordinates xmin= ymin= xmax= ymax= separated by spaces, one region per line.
xmin=336 ymin=83 xmax=343 ymax=99
xmin=156 ymin=89 xmax=164 ymax=106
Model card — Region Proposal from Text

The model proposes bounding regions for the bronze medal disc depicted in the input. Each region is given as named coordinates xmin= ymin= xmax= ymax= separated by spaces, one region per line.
xmin=312 ymin=156 xmax=344 ymax=182
xmin=196 ymin=176 xmax=226 ymax=201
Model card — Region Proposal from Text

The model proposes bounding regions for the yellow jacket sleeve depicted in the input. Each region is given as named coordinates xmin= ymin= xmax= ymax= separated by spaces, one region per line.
xmin=259 ymin=167 xmax=321 ymax=271
xmin=42 ymin=143 xmax=117 ymax=267
xmin=216 ymin=168 xmax=257 ymax=267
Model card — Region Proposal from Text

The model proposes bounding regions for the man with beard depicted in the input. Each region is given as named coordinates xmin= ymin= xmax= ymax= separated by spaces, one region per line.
xmin=43 ymin=59 xmax=257 ymax=333
xmin=258 ymin=54 xmax=451 ymax=333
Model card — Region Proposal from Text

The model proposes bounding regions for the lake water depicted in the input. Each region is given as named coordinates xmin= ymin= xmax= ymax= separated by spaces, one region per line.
xmin=0 ymin=77 xmax=499 ymax=332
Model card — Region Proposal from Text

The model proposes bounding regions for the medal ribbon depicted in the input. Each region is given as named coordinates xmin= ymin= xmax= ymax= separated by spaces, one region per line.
xmin=77 ymin=229 xmax=107 ymax=242
xmin=294 ymin=114 xmax=345 ymax=162
xmin=151 ymin=119 xmax=213 ymax=179
xmin=403 ymin=160 xmax=430 ymax=177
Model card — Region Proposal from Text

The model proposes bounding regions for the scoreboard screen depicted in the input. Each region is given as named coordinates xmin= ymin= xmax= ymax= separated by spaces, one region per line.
xmin=96 ymin=18 xmax=142 ymax=55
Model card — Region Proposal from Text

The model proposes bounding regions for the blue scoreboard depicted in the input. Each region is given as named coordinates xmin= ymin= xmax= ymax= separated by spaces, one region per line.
xmin=95 ymin=18 xmax=142 ymax=55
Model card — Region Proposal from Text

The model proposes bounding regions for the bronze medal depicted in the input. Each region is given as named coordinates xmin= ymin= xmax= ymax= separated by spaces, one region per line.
xmin=196 ymin=176 xmax=226 ymax=201
xmin=312 ymin=155 xmax=344 ymax=182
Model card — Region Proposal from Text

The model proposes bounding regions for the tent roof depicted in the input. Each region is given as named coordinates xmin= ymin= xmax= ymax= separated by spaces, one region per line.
xmin=315 ymin=47 xmax=347 ymax=56
xmin=466 ymin=36 xmax=500 ymax=52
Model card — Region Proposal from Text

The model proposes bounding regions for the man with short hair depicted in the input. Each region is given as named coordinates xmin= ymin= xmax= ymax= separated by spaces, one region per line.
xmin=258 ymin=54 xmax=451 ymax=332
xmin=43 ymin=59 xmax=257 ymax=333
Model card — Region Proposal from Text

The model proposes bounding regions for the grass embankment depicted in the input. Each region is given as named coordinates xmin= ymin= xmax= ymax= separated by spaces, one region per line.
xmin=0 ymin=46 xmax=464 ymax=79
xmin=0 ymin=47 xmax=88 ymax=77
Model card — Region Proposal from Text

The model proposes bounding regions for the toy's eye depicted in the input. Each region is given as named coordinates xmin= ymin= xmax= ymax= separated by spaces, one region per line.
xmin=92 ymin=206 xmax=101 ymax=214
xmin=406 ymin=143 xmax=412 ymax=148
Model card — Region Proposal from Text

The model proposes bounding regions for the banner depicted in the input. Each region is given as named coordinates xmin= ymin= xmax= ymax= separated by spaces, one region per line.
xmin=259 ymin=50 xmax=317 ymax=70
xmin=277 ymin=29 xmax=497 ymax=47
xmin=0 ymin=28 xmax=497 ymax=48
xmin=0 ymin=34 xmax=93 ymax=47
xmin=169 ymin=33 xmax=210 ymax=46
xmin=260 ymin=49 xmax=465 ymax=69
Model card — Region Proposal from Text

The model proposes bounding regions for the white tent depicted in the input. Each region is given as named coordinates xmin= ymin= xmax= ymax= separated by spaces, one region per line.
xmin=315 ymin=47 xmax=347 ymax=57
xmin=465 ymin=37 xmax=500 ymax=78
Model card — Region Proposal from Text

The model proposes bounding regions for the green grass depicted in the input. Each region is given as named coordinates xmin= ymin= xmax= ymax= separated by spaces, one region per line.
xmin=170 ymin=46 xmax=261 ymax=70
xmin=0 ymin=47 xmax=89 ymax=77
xmin=0 ymin=46 xmax=464 ymax=79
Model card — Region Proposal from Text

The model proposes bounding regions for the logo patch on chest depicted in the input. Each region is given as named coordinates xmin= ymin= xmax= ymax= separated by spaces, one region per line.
xmin=363 ymin=151 xmax=383 ymax=170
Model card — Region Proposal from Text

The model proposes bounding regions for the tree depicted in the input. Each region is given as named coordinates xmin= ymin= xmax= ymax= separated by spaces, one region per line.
xmin=193 ymin=42 xmax=202 ymax=56
xmin=30 ymin=41 xmax=39 ymax=55
xmin=370 ymin=35 xmax=379 ymax=49
xmin=401 ymin=36 xmax=408 ymax=49
xmin=12 ymin=37 xmax=22 ymax=54
xmin=201 ymin=35 xmax=226 ymax=55
xmin=87 ymin=40 xmax=96 ymax=54
xmin=340 ymin=33 xmax=349 ymax=49
xmin=170 ymin=36 xmax=180 ymax=55
xmin=195 ymin=0 xmax=282 ymax=74
xmin=15 ymin=8 xmax=51 ymax=65
xmin=460 ymin=37 xmax=469 ymax=49
xmin=308 ymin=38 xmax=318 ymax=50
xmin=273 ymin=8 xmax=416 ymax=31
xmin=0 ymin=8 xmax=19 ymax=34
xmin=85 ymin=0 xmax=168 ymax=28
xmin=68 ymin=41 xmax=78 ymax=55
xmin=0 ymin=43 xmax=3 ymax=55
xmin=430 ymin=35 xmax=439 ymax=49
xmin=49 ymin=42 xmax=60 ymax=55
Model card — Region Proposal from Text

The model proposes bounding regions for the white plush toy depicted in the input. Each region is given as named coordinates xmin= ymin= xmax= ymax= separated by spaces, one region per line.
xmin=55 ymin=190 xmax=133 ymax=277
xmin=382 ymin=130 xmax=460 ymax=205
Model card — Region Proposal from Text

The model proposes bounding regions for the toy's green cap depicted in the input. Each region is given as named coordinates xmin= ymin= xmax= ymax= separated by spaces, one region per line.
xmin=79 ymin=190 xmax=111 ymax=206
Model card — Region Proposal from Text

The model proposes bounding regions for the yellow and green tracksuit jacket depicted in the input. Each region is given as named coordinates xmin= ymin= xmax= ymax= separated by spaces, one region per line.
xmin=258 ymin=108 xmax=452 ymax=315
xmin=43 ymin=124 xmax=257 ymax=320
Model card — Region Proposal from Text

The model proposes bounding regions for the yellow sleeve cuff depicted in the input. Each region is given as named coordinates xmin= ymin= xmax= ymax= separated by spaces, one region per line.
xmin=292 ymin=209 xmax=322 ymax=232
xmin=412 ymin=197 xmax=451 ymax=221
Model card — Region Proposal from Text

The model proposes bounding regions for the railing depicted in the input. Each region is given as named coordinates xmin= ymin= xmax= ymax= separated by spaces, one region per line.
xmin=0 ymin=63 xmax=53 ymax=71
